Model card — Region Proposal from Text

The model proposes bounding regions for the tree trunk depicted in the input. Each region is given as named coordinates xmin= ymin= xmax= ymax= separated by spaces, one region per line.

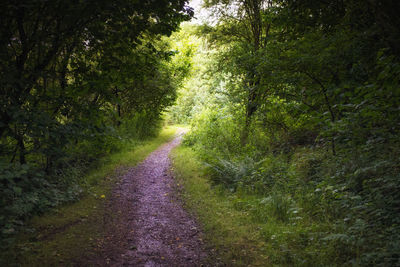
xmin=18 ymin=134 xmax=26 ymax=165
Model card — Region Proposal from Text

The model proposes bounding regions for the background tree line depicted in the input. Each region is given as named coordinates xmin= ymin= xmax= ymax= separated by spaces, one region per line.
xmin=0 ymin=0 xmax=192 ymax=246
xmin=170 ymin=0 xmax=400 ymax=265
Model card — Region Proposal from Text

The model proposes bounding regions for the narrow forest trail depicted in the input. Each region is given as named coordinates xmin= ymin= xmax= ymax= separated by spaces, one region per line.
xmin=86 ymin=132 xmax=207 ymax=266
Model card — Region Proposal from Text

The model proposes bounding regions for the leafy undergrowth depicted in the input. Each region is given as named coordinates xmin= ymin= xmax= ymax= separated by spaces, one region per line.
xmin=0 ymin=126 xmax=179 ymax=266
xmin=171 ymin=145 xmax=347 ymax=266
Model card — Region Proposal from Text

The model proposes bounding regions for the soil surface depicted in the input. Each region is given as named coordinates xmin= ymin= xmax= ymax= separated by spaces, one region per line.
xmin=85 ymin=133 xmax=207 ymax=266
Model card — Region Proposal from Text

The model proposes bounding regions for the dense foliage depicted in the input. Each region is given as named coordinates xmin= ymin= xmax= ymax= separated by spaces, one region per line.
xmin=0 ymin=0 xmax=192 ymax=246
xmin=170 ymin=0 xmax=400 ymax=265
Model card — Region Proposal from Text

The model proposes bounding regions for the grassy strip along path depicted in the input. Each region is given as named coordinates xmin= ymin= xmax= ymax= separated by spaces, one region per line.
xmin=2 ymin=127 xmax=179 ymax=266
xmin=171 ymin=145 xmax=270 ymax=266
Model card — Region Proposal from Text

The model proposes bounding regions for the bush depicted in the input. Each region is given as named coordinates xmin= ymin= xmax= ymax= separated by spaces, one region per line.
xmin=0 ymin=163 xmax=82 ymax=248
xmin=184 ymin=105 xmax=400 ymax=264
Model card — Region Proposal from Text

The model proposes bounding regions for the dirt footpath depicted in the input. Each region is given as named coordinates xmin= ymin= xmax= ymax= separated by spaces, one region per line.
xmin=86 ymin=134 xmax=206 ymax=266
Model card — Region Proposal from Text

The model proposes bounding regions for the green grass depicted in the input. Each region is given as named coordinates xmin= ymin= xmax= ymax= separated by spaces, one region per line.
xmin=171 ymin=145 xmax=335 ymax=267
xmin=171 ymin=145 xmax=270 ymax=266
xmin=1 ymin=126 xmax=179 ymax=267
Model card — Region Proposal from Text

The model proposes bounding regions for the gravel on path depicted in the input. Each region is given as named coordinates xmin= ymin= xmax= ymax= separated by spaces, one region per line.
xmin=87 ymin=133 xmax=207 ymax=266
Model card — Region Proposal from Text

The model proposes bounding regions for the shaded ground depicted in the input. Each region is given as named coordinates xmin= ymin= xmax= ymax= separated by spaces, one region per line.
xmin=83 ymin=133 xmax=206 ymax=266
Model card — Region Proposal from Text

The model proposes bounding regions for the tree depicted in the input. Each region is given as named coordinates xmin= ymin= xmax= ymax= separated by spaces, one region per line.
xmin=0 ymin=0 xmax=192 ymax=166
xmin=202 ymin=0 xmax=274 ymax=143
